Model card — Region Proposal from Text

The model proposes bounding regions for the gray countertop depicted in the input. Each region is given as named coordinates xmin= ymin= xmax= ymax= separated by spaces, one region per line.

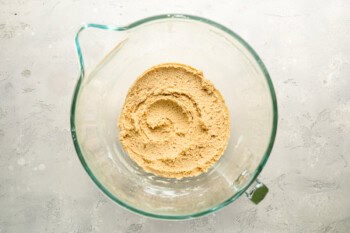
xmin=1 ymin=0 xmax=350 ymax=232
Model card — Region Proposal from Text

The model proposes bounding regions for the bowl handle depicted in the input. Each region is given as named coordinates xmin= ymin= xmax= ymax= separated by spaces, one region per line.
xmin=245 ymin=179 xmax=269 ymax=204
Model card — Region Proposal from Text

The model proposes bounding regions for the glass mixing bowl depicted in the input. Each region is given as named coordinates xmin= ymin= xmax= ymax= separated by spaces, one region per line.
xmin=71 ymin=14 xmax=278 ymax=219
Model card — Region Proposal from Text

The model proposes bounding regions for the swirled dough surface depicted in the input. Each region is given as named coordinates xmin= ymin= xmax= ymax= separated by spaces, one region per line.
xmin=118 ymin=63 xmax=230 ymax=179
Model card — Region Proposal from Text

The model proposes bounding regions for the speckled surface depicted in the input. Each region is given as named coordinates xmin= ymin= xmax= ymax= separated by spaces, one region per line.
xmin=1 ymin=0 xmax=350 ymax=232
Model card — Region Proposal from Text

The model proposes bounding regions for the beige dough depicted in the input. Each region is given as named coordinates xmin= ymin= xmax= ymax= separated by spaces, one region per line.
xmin=118 ymin=63 xmax=230 ymax=179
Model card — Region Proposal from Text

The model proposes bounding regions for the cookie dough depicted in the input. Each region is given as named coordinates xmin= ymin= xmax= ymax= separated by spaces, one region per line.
xmin=118 ymin=63 xmax=230 ymax=179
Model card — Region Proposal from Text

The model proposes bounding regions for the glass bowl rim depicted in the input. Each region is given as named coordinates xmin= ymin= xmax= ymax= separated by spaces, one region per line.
xmin=70 ymin=13 xmax=278 ymax=220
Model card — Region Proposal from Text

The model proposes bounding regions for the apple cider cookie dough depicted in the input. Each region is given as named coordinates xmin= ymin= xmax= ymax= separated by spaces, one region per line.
xmin=118 ymin=63 xmax=230 ymax=179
